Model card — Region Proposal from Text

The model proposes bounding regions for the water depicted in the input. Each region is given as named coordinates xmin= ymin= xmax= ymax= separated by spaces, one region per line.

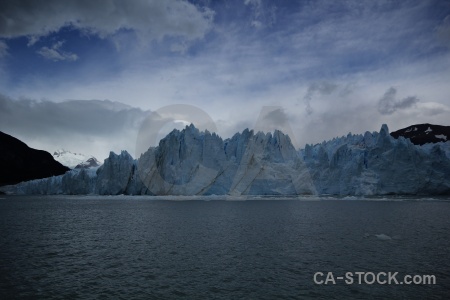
xmin=1 ymin=196 xmax=450 ymax=299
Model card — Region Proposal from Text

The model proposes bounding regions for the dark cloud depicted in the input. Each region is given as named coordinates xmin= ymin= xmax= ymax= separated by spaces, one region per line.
xmin=378 ymin=87 xmax=419 ymax=115
xmin=395 ymin=96 xmax=420 ymax=110
xmin=303 ymin=82 xmax=338 ymax=115
xmin=253 ymin=106 xmax=299 ymax=147
xmin=258 ymin=108 xmax=288 ymax=128
xmin=0 ymin=0 xmax=214 ymax=42
xmin=378 ymin=87 xmax=397 ymax=115
xmin=0 ymin=95 xmax=147 ymax=135
xmin=0 ymin=94 xmax=150 ymax=158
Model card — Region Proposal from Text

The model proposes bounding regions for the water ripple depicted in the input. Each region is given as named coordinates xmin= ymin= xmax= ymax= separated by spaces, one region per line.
xmin=1 ymin=197 xmax=450 ymax=299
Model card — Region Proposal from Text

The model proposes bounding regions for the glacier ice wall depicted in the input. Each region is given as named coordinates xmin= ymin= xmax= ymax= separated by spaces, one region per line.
xmin=7 ymin=125 xmax=315 ymax=195
xmin=300 ymin=124 xmax=450 ymax=195
xmin=4 ymin=124 xmax=450 ymax=196
xmin=136 ymin=125 xmax=315 ymax=195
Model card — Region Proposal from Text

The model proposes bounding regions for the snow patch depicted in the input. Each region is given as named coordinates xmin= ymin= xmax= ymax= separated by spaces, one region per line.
xmin=435 ymin=134 xmax=447 ymax=141
xmin=53 ymin=149 xmax=101 ymax=169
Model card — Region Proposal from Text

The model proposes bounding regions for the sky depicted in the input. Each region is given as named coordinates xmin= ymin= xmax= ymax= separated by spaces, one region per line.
xmin=1 ymin=0 xmax=450 ymax=160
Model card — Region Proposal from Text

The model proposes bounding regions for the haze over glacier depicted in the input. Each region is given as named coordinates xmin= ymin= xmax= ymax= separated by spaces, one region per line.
xmin=6 ymin=124 xmax=450 ymax=196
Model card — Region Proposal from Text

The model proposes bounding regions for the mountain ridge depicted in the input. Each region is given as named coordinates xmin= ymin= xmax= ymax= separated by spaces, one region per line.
xmin=53 ymin=149 xmax=101 ymax=169
xmin=0 ymin=131 xmax=70 ymax=186
xmin=391 ymin=123 xmax=450 ymax=145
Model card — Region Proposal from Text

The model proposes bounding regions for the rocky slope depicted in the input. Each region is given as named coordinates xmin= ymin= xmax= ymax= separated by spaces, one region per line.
xmin=391 ymin=123 xmax=450 ymax=145
xmin=0 ymin=131 xmax=69 ymax=186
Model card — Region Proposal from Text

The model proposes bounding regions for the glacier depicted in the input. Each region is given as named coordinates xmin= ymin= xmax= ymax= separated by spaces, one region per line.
xmin=301 ymin=124 xmax=450 ymax=195
xmin=3 ymin=124 xmax=450 ymax=196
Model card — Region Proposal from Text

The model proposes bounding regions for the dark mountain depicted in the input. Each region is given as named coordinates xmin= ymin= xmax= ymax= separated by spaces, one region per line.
xmin=390 ymin=124 xmax=450 ymax=145
xmin=0 ymin=131 xmax=70 ymax=186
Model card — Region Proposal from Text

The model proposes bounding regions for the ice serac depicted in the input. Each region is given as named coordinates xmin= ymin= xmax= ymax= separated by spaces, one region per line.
xmin=301 ymin=124 xmax=450 ymax=195
xmin=96 ymin=151 xmax=136 ymax=195
xmin=137 ymin=125 xmax=315 ymax=195
xmin=137 ymin=125 xmax=226 ymax=195
xmin=226 ymin=129 xmax=314 ymax=195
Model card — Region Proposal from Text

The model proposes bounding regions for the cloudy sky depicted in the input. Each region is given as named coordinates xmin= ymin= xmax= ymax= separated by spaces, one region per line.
xmin=1 ymin=0 xmax=450 ymax=160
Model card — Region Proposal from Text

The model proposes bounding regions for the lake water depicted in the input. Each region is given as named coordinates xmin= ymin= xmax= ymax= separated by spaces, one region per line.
xmin=1 ymin=196 xmax=450 ymax=299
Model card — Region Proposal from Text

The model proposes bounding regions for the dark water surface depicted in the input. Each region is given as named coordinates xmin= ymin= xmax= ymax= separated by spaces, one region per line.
xmin=1 ymin=196 xmax=450 ymax=299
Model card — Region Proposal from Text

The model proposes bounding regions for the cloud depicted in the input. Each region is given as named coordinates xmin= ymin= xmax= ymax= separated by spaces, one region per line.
xmin=37 ymin=40 xmax=78 ymax=61
xmin=244 ymin=0 xmax=276 ymax=28
xmin=437 ymin=15 xmax=450 ymax=47
xmin=252 ymin=106 xmax=300 ymax=147
xmin=284 ymin=0 xmax=449 ymax=80
xmin=244 ymin=0 xmax=262 ymax=18
xmin=377 ymin=87 xmax=419 ymax=115
xmin=244 ymin=0 xmax=262 ymax=6
xmin=0 ymin=94 xmax=150 ymax=159
xmin=0 ymin=40 xmax=7 ymax=57
xmin=303 ymin=82 xmax=338 ymax=115
xmin=0 ymin=0 xmax=214 ymax=42
xmin=254 ymin=107 xmax=289 ymax=132
xmin=0 ymin=0 xmax=449 ymax=156
xmin=416 ymin=101 xmax=450 ymax=116
xmin=26 ymin=35 xmax=40 ymax=47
